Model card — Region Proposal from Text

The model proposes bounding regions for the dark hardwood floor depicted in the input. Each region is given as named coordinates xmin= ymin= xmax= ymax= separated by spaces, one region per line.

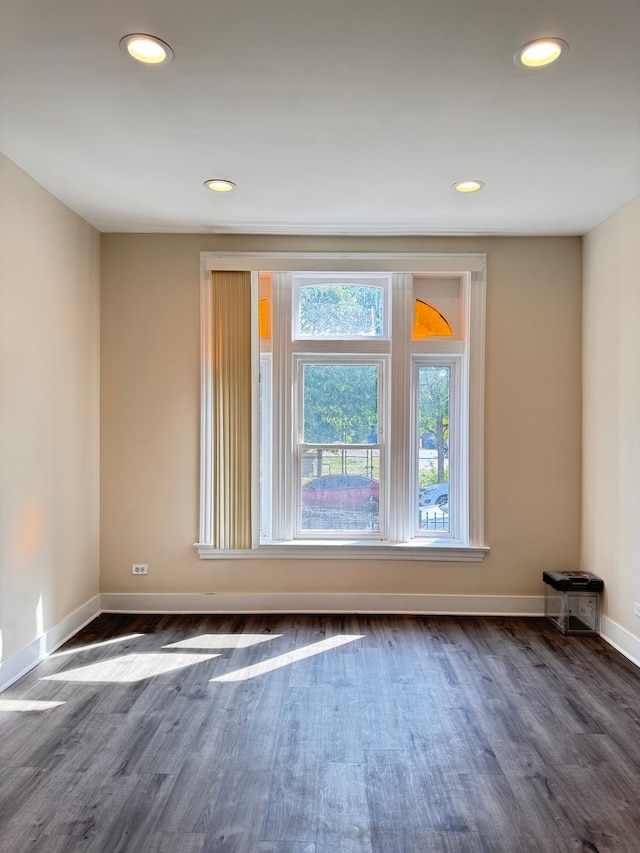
xmin=1 ymin=614 xmax=640 ymax=853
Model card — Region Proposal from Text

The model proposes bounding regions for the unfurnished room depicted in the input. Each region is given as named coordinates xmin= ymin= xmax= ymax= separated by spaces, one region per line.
xmin=1 ymin=1 xmax=640 ymax=851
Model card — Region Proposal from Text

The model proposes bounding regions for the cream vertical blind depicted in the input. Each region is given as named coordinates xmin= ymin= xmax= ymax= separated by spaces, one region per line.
xmin=211 ymin=271 xmax=253 ymax=549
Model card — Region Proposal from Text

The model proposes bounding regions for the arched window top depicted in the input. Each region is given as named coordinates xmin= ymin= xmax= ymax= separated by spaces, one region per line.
xmin=295 ymin=279 xmax=386 ymax=339
xmin=413 ymin=299 xmax=453 ymax=339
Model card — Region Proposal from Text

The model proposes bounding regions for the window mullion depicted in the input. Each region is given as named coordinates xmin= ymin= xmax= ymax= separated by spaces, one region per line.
xmin=450 ymin=357 xmax=464 ymax=542
xmin=466 ymin=269 xmax=486 ymax=546
xmin=259 ymin=354 xmax=273 ymax=540
xmin=271 ymin=272 xmax=293 ymax=540
xmin=388 ymin=273 xmax=413 ymax=542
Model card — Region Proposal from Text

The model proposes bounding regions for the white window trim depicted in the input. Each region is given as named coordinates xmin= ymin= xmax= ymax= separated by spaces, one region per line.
xmin=412 ymin=355 xmax=462 ymax=542
xmin=292 ymin=272 xmax=391 ymax=341
xmin=259 ymin=354 xmax=272 ymax=540
xmin=196 ymin=252 xmax=488 ymax=562
xmin=293 ymin=353 xmax=387 ymax=540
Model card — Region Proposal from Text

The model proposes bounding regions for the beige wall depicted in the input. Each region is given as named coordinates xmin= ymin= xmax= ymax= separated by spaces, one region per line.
xmin=583 ymin=196 xmax=640 ymax=638
xmin=0 ymin=153 xmax=100 ymax=662
xmin=101 ymin=234 xmax=582 ymax=598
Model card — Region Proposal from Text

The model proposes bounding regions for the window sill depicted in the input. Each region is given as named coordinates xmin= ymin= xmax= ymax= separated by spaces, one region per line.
xmin=195 ymin=540 xmax=489 ymax=562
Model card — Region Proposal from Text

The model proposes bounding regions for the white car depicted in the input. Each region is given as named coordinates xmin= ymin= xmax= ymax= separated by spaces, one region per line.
xmin=419 ymin=482 xmax=448 ymax=507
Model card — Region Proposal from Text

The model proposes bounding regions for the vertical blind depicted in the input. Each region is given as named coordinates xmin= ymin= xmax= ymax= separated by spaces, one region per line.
xmin=211 ymin=270 xmax=253 ymax=549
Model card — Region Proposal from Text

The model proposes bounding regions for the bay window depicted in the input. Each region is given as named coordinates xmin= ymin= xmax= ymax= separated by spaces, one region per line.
xmin=197 ymin=253 xmax=487 ymax=561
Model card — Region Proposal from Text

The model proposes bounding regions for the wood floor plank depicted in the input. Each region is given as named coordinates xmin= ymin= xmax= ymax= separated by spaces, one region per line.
xmin=543 ymin=765 xmax=640 ymax=853
xmin=315 ymin=761 xmax=372 ymax=853
xmin=260 ymin=761 xmax=320 ymax=844
xmin=139 ymin=833 xmax=206 ymax=853
xmin=371 ymin=829 xmax=489 ymax=853
xmin=319 ymin=685 xmax=363 ymax=764
xmin=452 ymin=773 xmax=545 ymax=853
xmin=74 ymin=772 xmax=175 ymax=853
xmin=355 ymin=648 xmax=415 ymax=751
xmin=152 ymin=754 xmax=224 ymax=834
xmin=363 ymin=750 xmax=470 ymax=834
xmin=3 ymin=833 xmax=99 ymax=853
xmin=201 ymin=769 xmax=272 ymax=852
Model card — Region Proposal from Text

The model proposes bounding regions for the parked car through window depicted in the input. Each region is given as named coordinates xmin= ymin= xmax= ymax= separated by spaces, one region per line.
xmin=419 ymin=482 xmax=448 ymax=507
xmin=302 ymin=475 xmax=379 ymax=511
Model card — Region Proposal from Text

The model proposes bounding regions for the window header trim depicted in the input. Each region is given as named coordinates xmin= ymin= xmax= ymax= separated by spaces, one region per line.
xmin=201 ymin=252 xmax=486 ymax=273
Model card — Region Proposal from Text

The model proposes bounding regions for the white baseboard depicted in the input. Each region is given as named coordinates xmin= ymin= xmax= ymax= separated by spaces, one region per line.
xmin=100 ymin=592 xmax=545 ymax=616
xmin=0 ymin=595 xmax=101 ymax=694
xmin=600 ymin=616 xmax=640 ymax=669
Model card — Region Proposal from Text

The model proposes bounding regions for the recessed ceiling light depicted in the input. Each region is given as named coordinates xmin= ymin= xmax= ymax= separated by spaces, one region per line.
xmin=514 ymin=38 xmax=567 ymax=68
xmin=453 ymin=180 xmax=484 ymax=193
xmin=120 ymin=34 xmax=174 ymax=65
xmin=204 ymin=179 xmax=236 ymax=193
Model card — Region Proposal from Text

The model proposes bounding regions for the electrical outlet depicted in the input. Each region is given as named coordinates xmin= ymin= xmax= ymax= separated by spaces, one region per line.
xmin=634 ymin=602 xmax=640 ymax=618
xmin=131 ymin=563 xmax=148 ymax=575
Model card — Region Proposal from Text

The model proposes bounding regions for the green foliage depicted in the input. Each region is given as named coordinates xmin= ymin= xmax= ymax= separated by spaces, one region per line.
xmin=299 ymin=285 xmax=381 ymax=446
xmin=418 ymin=366 xmax=449 ymax=482
xmin=303 ymin=364 xmax=378 ymax=444
xmin=418 ymin=467 xmax=449 ymax=487
xmin=299 ymin=284 xmax=383 ymax=337
xmin=419 ymin=468 xmax=438 ymax=487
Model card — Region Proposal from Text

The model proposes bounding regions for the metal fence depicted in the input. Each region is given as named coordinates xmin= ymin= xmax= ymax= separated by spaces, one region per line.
xmin=300 ymin=505 xmax=449 ymax=533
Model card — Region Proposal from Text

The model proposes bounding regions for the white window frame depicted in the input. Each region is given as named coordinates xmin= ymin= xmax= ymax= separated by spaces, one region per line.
xmin=294 ymin=353 xmax=387 ymax=540
xmin=196 ymin=252 xmax=488 ymax=562
xmin=259 ymin=353 xmax=272 ymax=540
xmin=292 ymin=272 xmax=391 ymax=341
xmin=412 ymin=356 xmax=462 ymax=541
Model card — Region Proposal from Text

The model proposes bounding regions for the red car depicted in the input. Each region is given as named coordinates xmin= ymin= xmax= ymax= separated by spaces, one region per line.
xmin=302 ymin=475 xmax=379 ymax=511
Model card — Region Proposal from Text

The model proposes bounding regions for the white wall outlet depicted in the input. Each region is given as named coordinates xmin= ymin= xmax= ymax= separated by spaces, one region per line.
xmin=132 ymin=563 xmax=148 ymax=575
xmin=634 ymin=602 xmax=640 ymax=618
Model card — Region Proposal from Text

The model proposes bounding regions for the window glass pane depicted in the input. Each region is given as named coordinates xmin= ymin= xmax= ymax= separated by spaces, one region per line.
xmin=302 ymin=364 xmax=378 ymax=445
xmin=301 ymin=449 xmax=380 ymax=532
xmin=413 ymin=299 xmax=452 ymax=339
xmin=298 ymin=284 xmax=383 ymax=337
xmin=418 ymin=366 xmax=450 ymax=533
xmin=259 ymin=359 xmax=271 ymax=539
xmin=259 ymin=360 xmax=264 ymax=492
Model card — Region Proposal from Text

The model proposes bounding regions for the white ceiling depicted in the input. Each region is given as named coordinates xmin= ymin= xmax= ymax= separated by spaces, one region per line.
xmin=1 ymin=0 xmax=639 ymax=235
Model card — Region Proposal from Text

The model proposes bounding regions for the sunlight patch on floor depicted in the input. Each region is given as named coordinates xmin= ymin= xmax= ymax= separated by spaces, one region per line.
xmin=163 ymin=633 xmax=282 ymax=650
xmin=41 ymin=652 xmax=220 ymax=683
xmin=0 ymin=699 xmax=65 ymax=712
xmin=49 ymin=633 xmax=145 ymax=658
xmin=211 ymin=635 xmax=365 ymax=682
